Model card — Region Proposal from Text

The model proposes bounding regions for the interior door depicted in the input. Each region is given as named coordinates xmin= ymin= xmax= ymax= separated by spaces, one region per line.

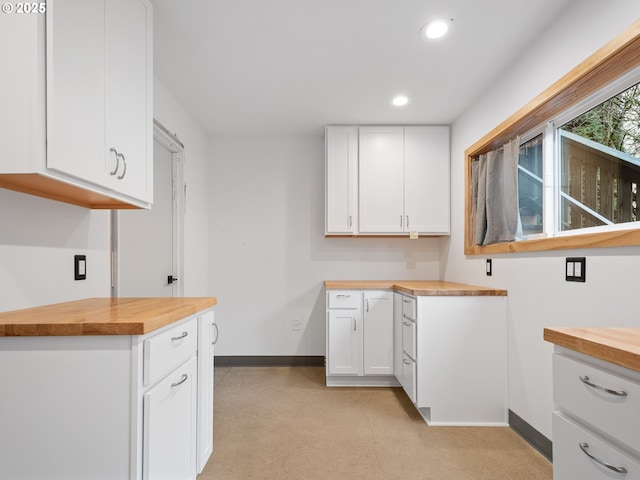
xmin=116 ymin=139 xmax=177 ymax=297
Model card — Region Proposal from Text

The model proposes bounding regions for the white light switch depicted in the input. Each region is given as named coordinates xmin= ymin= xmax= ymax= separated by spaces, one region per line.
xmin=566 ymin=262 xmax=574 ymax=277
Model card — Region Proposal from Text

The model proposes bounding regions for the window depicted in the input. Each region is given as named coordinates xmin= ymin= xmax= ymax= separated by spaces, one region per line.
xmin=558 ymin=81 xmax=640 ymax=232
xmin=518 ymin=134 xmax=544 ymax=236
xmin=464 ymin=20 xmax=640 ymax=254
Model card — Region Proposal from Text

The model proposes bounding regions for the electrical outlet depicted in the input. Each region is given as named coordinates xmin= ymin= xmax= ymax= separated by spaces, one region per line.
xmin=565 ymin=257 xmax=586 ymax=282
xmin=292 ymin=318 xmax=302 ymax=331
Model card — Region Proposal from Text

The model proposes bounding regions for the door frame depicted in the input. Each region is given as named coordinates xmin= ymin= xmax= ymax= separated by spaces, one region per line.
xmin=110 ymin=119 xmax=185 ymax=297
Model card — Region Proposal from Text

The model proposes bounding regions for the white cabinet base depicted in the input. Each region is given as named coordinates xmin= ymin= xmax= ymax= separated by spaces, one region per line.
xmin=326 ymin=375 xmax=400 ymax=387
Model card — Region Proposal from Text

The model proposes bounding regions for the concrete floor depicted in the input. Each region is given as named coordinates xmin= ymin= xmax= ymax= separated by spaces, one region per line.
xmin=198 ymin=366 xmax=552 ymax=480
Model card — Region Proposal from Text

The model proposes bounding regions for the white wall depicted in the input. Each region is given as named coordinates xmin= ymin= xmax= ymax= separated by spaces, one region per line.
xmin=208 ymin=135 xmax=442 ymax=356
xmin=444 ymin=1 xmax=640 ymax=439
xmin=154 ymin=79 xmax=211 ymax=296
xmin=0 ymin=190 xmax=111 ymax=312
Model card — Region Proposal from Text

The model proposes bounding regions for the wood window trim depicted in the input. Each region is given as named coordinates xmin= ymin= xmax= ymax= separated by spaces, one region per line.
xmin=464 ymin=19 xmax=640 ymax=255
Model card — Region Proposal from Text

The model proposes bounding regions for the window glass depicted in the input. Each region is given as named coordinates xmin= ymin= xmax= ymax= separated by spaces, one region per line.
xmin=559 ymin=82 xmax=640 ymax=231
xmin=518 ymin=135 xmax=544 ymax=235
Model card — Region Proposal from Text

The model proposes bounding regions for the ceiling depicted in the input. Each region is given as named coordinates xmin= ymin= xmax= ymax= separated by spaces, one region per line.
xmin=152 ymin=0 xmax=574 ymax=136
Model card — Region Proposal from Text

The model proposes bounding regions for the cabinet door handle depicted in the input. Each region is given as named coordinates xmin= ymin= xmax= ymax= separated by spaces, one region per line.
xmin=578 ymin=442 xmax=627 ymax=474
xmin=402 ymin=358 xmax=412 ymax=365
xmin=171 ymin=331 xmax=188 ymax=341
xmin=116 ymin=152 xmax=127 ymax=180
xmin=579 ymin=375 xmax=627 ymax=397
xmin=348 ymin=215 xmax=352 ymax=228
xmin=352 ymin=318 xmax=356 ymax=331
xmin=400 ymin=215 xmax=403 ymax=228
xmin=109 ymin=148 xmax=120 ymax=175
xmin=403 ymin=299 xmax=411 ymax=304
xmin=171 ymin=374 xmax=189 ymax=388
xmin=212 ymin=323 xmax=219 ymax=345
xmin=336 ymin=294 xmax=351 ymax=298
xmin=366 ymin=299 xmax=369 ymax=312
xmin=406 ymin=216 xmax=409 ymax=228
xmin=402 ymin=321 xmax=412 ymax=326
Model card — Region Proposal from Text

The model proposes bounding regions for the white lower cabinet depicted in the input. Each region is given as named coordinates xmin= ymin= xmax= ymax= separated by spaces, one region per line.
xmin=144 ymin=356 xmax=197 ymax=480
xmin=326 ymin=288 xmax=507 ymax=424
xmin=551 ymin=350 xmax=640 ymax=480
xmin=326 ymin=290 xmax=397 ymax=386
xmin=0 ymin=308 xmax=215 ymax=480
xmin=197 ymin=311 xmax=218 ymax=473
xmin=395 ymin=293 xmax=508 ymax=426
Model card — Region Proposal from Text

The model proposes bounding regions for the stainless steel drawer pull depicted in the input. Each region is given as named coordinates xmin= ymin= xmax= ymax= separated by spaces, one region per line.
xmin=402 ymin=359 xmax=412 ymax=365
xmin=171 ymin=331 xmax=189 ymax=341
xmin=579 ymin=375 xmax=628 ymax=397
xmin=171 ymin=374 xmax=189 ymax=388
xmin=403 ymin=299 xmax=411 ymax=304
xmin=402 ymin=321 xmax=412 ymax=326
xmin=336 ymin=294 xmax=351 ymax=298
xmin=352 ymin=318 xmax=356 ymax=332
xmin=579 ymin=442 xmax=627 ymax=474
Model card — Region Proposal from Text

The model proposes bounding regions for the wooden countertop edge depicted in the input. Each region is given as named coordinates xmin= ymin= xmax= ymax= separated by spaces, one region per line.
xmin=0 ymin=297 xmax=217 ymax=337
xmin=544 ymin=327 xmax=640 ymax=373
xmin=324 ymin=281 xmax=507 ymax=296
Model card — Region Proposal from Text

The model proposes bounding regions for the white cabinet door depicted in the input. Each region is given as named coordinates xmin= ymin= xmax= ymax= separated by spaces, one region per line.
xmin=363 ymin=291 xmax=394 ymax=375
xmin=144 ymin=356 xmax=197 ymax=480
xmin=325 ymin=126 xmax=358 ymax=234
xmin=105 ymin=0 xmax=153 ymax=202
xmin=404 ymin=126 xmax=450 ymax=234
xmin=45 ymin=0 xmax=152 ymax=205
xmin=46 ymin=0 xmax=107 ymax=186
xmin=197 ymin=311 xmax=216 ymax=473
xmin=359 ymin=127 xmax=404 ymax=233
xmin=327 ymin=310 xmax=362 ymax=375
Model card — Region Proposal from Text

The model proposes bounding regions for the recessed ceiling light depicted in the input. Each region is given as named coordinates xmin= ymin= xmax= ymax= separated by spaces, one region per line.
xmin=420 ymin=18 xmax=452 ymax=40
xmin=392 ymin=95 xmax=409 ymax=107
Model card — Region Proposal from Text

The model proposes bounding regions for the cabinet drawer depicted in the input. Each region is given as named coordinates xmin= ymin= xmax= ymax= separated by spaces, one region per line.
xmin=401 ymin=296 xmax=416 ymax=320
xmin=553 ymin=412 xmax=640 ymax=479
xmin=328 ymin=291 xmax=361 ymax=309
xmin=402 ymin=353 xmax=416 ymax=404
xmin=144 ymin=317 xmax=198 ymax=387
xmin=554 ymin=353 xmax=640 ymax=452
xmin=402 ymin=316 xmax=416 ymax=360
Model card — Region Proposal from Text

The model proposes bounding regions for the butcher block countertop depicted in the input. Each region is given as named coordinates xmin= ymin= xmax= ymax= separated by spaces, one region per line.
xmin=0 ymin=297 xmax=217 ymax=337
xmin=325 ymin=280 xmax=507 ymax=296
xmin=544 ymin=327 xmax=640 ymax=373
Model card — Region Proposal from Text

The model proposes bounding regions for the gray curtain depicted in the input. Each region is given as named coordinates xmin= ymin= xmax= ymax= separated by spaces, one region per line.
xmin=472 ymin=137 xmax=522 ymax=245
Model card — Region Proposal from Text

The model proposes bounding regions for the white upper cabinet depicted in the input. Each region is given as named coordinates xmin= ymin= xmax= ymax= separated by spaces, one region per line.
xmin=325 ymin=125 xmax=450 ymax=236
xmin=325 ymin=126 xmax=358 ymax=234
xmin=0 ymin=0 xmax=153 ymax=209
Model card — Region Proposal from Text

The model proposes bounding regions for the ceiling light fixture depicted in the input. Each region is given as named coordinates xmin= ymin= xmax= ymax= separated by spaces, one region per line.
xmin=420 ymin=18 xmax=452 ymax=40
xmin=392 ymin=95 xmax=409 ymax=107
